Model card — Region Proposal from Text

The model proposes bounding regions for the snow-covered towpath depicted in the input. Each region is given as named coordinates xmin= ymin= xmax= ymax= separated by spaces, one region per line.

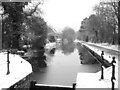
xmin=0 ymin=52 xmax=32 ymax=89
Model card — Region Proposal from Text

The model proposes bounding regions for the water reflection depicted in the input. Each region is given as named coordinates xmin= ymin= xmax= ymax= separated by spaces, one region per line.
xmin=31 ymin=41 xmax=101 ymax=86
xmin=61 ymin=41 xmax=75 ymax=55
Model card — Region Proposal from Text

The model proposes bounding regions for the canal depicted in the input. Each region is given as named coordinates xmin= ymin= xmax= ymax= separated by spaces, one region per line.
xmin=30 ymin=42 xmax=101 ymax=87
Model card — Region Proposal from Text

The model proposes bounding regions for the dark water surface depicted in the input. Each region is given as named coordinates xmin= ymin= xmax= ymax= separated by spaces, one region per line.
xmin=31 ymin=42 xmax=101 ymax=86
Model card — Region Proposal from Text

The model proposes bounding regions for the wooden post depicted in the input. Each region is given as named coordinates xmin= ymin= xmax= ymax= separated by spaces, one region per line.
xmin=6 ymin=50 xmax=10 ymax=75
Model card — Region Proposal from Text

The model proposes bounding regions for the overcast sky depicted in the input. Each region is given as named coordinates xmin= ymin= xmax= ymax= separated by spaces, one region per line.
xmin=41 ymin=0 xmax=101 ymax=32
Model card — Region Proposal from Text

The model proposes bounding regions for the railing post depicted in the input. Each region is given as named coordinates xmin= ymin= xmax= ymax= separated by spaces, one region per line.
xmin=111 ymin=79 xmax=115 ymax=90
xmin=101 ymin=51 xmax=104 ymax=59
xmin=111 ymin=57 xmax=116 ymax=80
xmin=111 ymin=57 xmax=116 ymax=90
xmin=100 ymin=51 xmax=104 ymax=80
xmin=100 ymin=65 xmax=104 ymax=79
xmin=6 ymin=50 xmax=10 ymax=75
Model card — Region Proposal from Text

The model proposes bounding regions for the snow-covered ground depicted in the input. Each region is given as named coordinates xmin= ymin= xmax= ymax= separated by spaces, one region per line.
xmin=0 ymin=41 xmax=119 ymax=89
xmin=87 ymin=42 xmax=119 ymax=52
xmin=74 ymin=39 xmax=119 ymax=52
xmin=45 ymin=42 xmax=56 ymax=50
xmin=83 ymin=42 xmax=119 ymax=64
xmin=76 ymin=40 xmax=119 ymax=89
xmin=0 ymin=52 xmax=32 ymax=89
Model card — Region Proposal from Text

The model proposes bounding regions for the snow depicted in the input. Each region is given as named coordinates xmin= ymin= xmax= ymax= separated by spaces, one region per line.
xmin=0 ymin=40 xmax=119 ymax=89
xmin=76 ymin=73 xmax=110 ymax=88
xmin=87 ymin=42 xmax=119 ymax=52
xmin=0 ymin=52 xmax=32 ymax=89
xmin=45 ymin=42 xmax=56 ymax=49
xmin=74 ymin=40 xmax=119 ymax=52
xmin=76 ymin=40 xmax=119 ymax=89
xmin=82 ymin=42 xmax=119 ymax=64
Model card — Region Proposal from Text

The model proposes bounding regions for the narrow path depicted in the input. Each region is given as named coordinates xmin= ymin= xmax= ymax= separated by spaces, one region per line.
xmin=86 ymin=43 xmax=120 ymax=56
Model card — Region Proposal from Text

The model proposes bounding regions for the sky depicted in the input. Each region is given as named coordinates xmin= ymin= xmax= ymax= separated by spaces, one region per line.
xmin=41 ymin=0 xmax=101 ymax=32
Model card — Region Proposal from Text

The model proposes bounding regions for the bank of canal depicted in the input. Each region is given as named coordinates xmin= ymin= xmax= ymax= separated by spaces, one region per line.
xmin=30 ymin=42 xmax=101 ymax=86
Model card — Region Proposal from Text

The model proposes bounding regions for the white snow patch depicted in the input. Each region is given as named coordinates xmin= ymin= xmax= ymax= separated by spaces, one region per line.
xmin=0 ymin=52 xmax=32 ymax=89
xmin=76 ymin=40 xmax=118 ymax=88
xmin=45 ymin=42 xmax=56 ymax=49
xmin=87 ymin=42 xmax=119 ymax=52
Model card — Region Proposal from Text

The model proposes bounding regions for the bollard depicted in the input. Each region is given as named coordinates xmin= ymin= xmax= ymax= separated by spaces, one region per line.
xmin=6 ymin=50 xmax=10 ymax=75
xmin=73 ymin=83 xmax=76 ymax=90
xmin=100 ymin=65 xmax=104 ymax=79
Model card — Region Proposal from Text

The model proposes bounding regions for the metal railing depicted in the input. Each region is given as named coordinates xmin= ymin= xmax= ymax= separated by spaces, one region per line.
xmin=82 ymin=45 xmax=111 ymax=67
xmin=81 ymin=43 xmax=117 ymax=90
xmin=6 ymin=50 xmax=10 ymax=75
xmin=100 ymin=55 xmax=116 ymax=90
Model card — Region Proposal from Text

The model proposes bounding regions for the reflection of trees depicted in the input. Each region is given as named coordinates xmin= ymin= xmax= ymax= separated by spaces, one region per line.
xmin=61 ymin=42 xmax=75 ymax=55
xmin=61 ymin=27 xmax=76 ymax=44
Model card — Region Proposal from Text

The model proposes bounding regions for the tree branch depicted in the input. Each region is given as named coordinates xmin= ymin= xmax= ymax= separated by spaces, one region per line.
xmin=25 ymin=2 xmax=42 ymax=17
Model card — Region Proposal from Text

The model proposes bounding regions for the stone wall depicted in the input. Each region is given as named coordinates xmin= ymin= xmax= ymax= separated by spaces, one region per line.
xmin=77 ymin=43 xmax=99 ymax=64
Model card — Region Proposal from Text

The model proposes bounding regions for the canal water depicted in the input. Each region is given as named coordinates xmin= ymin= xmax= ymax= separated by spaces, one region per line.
xmin=30 ymin=42 xmax=101 ymax=86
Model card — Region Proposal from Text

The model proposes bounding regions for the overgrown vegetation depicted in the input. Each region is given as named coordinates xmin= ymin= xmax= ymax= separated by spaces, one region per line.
xmin=1 ymin=1 xmax=48 ymax=71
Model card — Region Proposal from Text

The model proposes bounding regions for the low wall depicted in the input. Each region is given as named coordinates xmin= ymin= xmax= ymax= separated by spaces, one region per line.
xmin=77 ymin=43 xmax=111 ymax=67
xmin=77 ymin=43 xmax=98 ymax=64
xmin=9 ymin=73 xmax=33 ymax=89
